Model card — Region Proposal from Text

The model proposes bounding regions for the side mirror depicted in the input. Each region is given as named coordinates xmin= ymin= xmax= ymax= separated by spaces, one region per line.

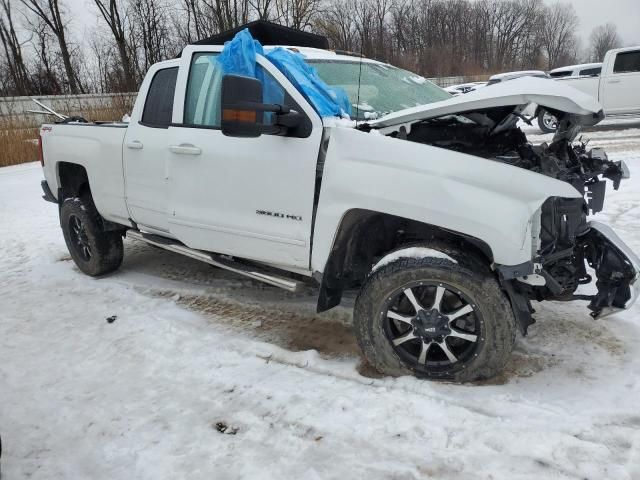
xmin=221 ymin=74 xmax=305 ymax=138
xmin=221 ymin=74 xmax=263 ymax=138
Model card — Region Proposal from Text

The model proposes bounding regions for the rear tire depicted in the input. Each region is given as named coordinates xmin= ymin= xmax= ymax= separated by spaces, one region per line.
xmin=60 ymin=197 xmax=124 ymax=276
xmin=354 ymin=255 xmax=516 ymax=382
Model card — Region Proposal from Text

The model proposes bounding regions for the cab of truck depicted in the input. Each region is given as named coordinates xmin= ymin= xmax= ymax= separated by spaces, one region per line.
xmin=598 ymin=46 xmax=640 ymax=115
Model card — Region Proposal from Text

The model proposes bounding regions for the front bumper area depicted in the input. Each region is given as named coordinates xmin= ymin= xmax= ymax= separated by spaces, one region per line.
xmin=586 ymin=221 xmax=640 ymax=318
xmin=497 ymin=219 xmax=639 ymax=330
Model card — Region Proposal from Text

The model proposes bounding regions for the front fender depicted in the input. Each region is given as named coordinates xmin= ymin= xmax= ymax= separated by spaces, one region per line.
xmin=311 ymin=128 xmax=581 ymax=272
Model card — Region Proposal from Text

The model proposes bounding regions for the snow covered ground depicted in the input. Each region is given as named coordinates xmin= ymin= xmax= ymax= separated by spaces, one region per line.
xmin=2 ymin=119 xmax=640 ymax=479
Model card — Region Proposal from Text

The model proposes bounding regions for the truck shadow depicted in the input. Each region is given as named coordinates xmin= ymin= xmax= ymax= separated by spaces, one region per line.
xmin=121 ymin=240 xmax=626 ymax=385
xmin=167 ymin=293 xmax=359 ymax=359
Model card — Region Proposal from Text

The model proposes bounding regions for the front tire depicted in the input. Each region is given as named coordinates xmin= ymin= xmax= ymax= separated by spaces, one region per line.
xmin=537 ymin=109 xmax=559 ymax=134
xmin=354 ymin=256 xmax=516 ymax=382
xmin=60 ymin=197 xmax=124 ymax=276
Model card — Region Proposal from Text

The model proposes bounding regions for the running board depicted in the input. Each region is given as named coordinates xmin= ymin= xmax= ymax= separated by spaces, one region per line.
xmin=127 ymin=230 xmax=304 ymax=292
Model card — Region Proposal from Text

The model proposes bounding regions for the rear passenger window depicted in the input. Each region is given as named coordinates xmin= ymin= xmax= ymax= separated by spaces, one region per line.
xmin=613 ymin=51 xmax=640 ymax=74
xmin=142 ymin=67 xmax=178 ymax=127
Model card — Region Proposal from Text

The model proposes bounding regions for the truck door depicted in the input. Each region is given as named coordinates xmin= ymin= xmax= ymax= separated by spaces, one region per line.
xmin=600 ymin=49 xmax=640 ymax=114
xmin=166 ymin=51 xmax=324 ymax=269
xmin=123 ymin=63 xmax=179 ymax=234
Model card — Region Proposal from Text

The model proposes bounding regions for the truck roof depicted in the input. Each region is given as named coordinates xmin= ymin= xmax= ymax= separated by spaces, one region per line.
xmin=264 ymin=46 xmax=384 ymax=63
xmin=549 ymin=62 xmax=602 ymax=74
xmin=171 ymin=44 xmax=387 ymax=68
xmin=606 ymin=45 xmax=640 ymax=54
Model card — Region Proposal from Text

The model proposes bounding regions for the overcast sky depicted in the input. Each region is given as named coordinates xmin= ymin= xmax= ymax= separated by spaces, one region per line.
xmin=543 ymin=0 xmax=640 ymax=46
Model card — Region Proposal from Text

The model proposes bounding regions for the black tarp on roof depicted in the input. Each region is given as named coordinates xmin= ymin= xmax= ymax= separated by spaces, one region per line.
xmin=193 ymin=20 xmax=329 ymax=49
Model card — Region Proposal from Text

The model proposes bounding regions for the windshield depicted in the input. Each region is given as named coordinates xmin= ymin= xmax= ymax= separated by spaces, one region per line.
xmin=307 ymin=60 xmax=451 ymax=120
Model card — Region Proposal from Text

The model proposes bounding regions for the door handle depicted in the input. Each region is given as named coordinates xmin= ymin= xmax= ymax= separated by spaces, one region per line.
xmin=608 ymin=79 xmax=621 ymax=84
xmin=126 ymin=140 xmax=143 ymax=149
xmin=170 ymin=144 xmax=202 ymax=156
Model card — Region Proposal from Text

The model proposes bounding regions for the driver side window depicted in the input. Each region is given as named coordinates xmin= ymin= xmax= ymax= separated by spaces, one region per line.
xmin=184 ymin=53 xmax=286 ymax=128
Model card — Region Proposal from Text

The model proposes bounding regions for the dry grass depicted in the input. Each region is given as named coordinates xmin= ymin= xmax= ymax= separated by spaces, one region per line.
xmin=0 ymin=99 xmax=133 ymax=168
xmin=0 ymin=121 xmax=39 ymax=167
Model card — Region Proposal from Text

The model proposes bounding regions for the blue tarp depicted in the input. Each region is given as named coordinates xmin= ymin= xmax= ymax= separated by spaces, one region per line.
xmin=217 ymin=28 xmax=264 ymax=78
xmin=217 ymin=28 xmax=351 ymax=118
xmin=265 ymin=48 xmax=351 ymax=118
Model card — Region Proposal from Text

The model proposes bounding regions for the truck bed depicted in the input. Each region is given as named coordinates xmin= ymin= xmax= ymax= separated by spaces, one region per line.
xmin=40 ymin=122 xmax=132 ymax=227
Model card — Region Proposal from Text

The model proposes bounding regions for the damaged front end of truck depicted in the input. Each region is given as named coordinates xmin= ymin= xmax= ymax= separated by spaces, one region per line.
xmin=364 ymin=77 xmax=640 ymax=330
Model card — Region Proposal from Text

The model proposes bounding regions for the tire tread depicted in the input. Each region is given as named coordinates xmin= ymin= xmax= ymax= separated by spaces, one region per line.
xmin=60 ymin=197 xmax=124 ymax=276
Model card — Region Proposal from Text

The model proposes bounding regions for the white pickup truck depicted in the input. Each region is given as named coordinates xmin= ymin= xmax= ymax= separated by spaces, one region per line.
xmin=39 ymin=33 xmax=640 ymax=382
xmin=537 ymin=46 xmax=640 ymax=133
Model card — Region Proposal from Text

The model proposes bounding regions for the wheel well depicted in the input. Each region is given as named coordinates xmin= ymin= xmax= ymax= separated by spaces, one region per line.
xmin=56 ymin=162 xmax=127 ymax=233
xmin=535 ymin=106 xmax=563 ymax=119
xmin=316 ymin=209 xmax=494 ymax=312
xmin=58 ymin=162 xmax=91 ymax=201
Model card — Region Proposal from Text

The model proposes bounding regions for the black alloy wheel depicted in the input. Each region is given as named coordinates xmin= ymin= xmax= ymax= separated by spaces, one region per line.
xmin=382 ymin=281 xmax=482 ymax=373
xmin=68 ymin=214 xmax=92 ymax=261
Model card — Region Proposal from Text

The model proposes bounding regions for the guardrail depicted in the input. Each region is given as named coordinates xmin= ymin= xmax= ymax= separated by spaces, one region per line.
xmin=0 ymin=92 xmax=137 ymax=127
xmin=427 ymin=75 xmax=490 ymax=88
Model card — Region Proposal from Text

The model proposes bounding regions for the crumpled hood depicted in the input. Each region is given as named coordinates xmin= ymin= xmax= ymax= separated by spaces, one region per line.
xmin=367 ymin=77 xmax=603 ymax=129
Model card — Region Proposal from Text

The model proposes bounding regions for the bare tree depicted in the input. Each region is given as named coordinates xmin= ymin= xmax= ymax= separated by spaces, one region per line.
xmin=487 ymin=0 xmax=541 ymax=70
xmin=93 ymin=0 xmax=137 ymax=90
xmin=0 ymin=57 xmax=9 ymax=96
xmin=19 ymin=0 xmax=82 ymax=92
xmin=250 ymin=0 xmax=275 ymax=21
xmin=176 ymin=0 xmax=206 ymax=42
xmin=589 ymin=23 xmax=621 ymax=62
xmin=0 ymin=0 xmax=31 ymax=94
xmin=29 ymin=17 xmax=62 ymax=94
xmin=371 ymin=0 xmax=391 ymax=60
xmin=87 ymin=34 xmax=109 ymax=92
xmin=315 ymin=0 xmax=358 ymax=52
xmin=539 ymin=1 xmax=579 ymax=69
xmin=275 ymin=0 xmax=321 ymax=30
xmin=210 ymin=0 xmax=250 ymax=31
xmin=84 ymin=30 xmax=130 ymax=92
xmin=130 ymin=0 xmax=177 ymax=78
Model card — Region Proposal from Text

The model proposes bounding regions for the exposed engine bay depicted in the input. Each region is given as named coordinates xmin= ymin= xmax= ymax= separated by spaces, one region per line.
xmin=384 ymin=106 xmax=638 ymax=330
